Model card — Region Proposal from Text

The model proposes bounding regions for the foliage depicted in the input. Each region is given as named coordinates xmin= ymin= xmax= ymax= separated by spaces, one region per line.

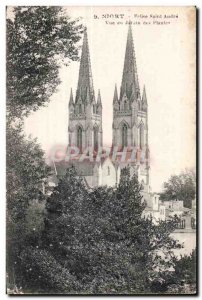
xmin=7 ymin=6 xmax=83 ymax=118
xmin=35 ymin=167 xmax=183 ymax=294
xmin=6 ymin=121 xmax=52 ymax=289
xmin=6 ymin=6 xmax=84 ymax=292
xmin=163 ymin=249 xmax=197 ymax=294
xmin=174 ymin=249 xmax=196 ymax=285
xmin=19 ymin=247 xmax=81 ymax=293
xmin=160 ymin=170 xmax=196 ymax=208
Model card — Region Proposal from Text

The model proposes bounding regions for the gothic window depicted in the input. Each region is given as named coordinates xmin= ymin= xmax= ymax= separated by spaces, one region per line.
xmin=124 ymin=100 xmax=127 ymax=111
xmin=93 ymin=105 xmax=96 ymax=114
xmin=122 ymin=123 xmax=128 ymax=148
xmin=140 ymin=124 xmax=144 ymax=149
xmin=69 ymin=133 xmax=71 ymax=146
xmin=77 ymin=126 xmax=82 ymax=150
xmin=93 ymin=127 xmax=98 ymax=151
xmin=79 ymin=104 xmax=82 ymax=114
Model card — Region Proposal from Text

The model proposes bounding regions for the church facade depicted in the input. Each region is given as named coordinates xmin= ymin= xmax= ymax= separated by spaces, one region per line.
xmin=67 ymin=25 xmax=150 ymax=191
xmin=48 ymin=25 xmax=196 ymax=240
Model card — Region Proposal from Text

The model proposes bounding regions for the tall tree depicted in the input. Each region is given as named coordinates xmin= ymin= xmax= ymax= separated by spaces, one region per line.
xmin=6 ymin=6 xmax=83 ymax=292
xmin=160 ymin=170 xmax=196 ymax=208
xmin=7 ymin=6 xmax=83 ymax=118
xmin=6 ymin=122 xmax=52 ymax=290
xmin=41 ymin=167 xmax=182 ymax=294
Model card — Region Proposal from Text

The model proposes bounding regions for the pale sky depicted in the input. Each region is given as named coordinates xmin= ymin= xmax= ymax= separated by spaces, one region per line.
xmin=24 ymin=6 xmax=196 ymax=192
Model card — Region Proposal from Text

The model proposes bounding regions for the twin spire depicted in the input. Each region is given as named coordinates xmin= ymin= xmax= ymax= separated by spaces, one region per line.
xmin=69 ymin=29 xmax=101 ymax=108
xmin=114 ymin=24 xmax=147 ymax=107
xmin=120 ymin=24 xmax=140 ymax=101
xmin=69 ymin=25 xmax=147 ymax=110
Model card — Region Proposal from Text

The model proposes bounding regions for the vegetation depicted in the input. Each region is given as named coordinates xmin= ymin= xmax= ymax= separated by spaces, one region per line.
xmin=6 ymin=6 xmax=83 ymax=293
xmin=7 ymin=6 xmax=83 ymax=118
xmin=6 ymin=6 xmax=196 ymax=295
xmin=160 ymin=170 xmax=196 ymax=208
xmin=11 ymin=166 xmax=192 ymax=294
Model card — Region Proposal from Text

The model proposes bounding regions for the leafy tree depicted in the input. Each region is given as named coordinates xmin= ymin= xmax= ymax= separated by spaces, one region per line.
xmin=6 ymin=122 xmax=52 ymax=289
xmin=164 ymin=249 xmax=197 ymax=294
xmin=7 ymin=6 xmax=83 ymax=118
xmin=6 ymin=6 xmax=83 ymax=292
xmin=44 ymin=166 xmax=90 ymax=265
xmin=40 ymin=167 xmax=182 ymax=294
xmin=19 ymin=247 xmax=81 ymax=294
xmin=160 ymin=170 xmax=196 ymax=208
xmin=174 ymin=249 xmax=196 ymax=285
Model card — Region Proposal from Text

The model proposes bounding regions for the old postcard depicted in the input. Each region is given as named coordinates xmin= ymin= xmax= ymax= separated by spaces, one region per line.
xmin=6 ymin=6 xmax=196 ymax=295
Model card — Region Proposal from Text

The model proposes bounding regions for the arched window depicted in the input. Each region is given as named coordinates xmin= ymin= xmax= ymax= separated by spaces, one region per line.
xmin=124 ymin=100 xmax=127 ymax=111
xmin=69 ymin=133 xmax=71 ymax=146
xmin=77 ymin=126 xmax=82 ymax=150
xmin=140 ymin=124 xmax=144 ymax=149
xmin=107 ymin=166 xmax=110 ymax=175
xmin=79 ymin=104 xmax=82 ymax=114
xmin=93 ymin=127 xmax=98 ymax=151
xmin=93 ymin=105 xmax=96 ymax=114
xmin=122 ymin=123 xmax=128 ymax=148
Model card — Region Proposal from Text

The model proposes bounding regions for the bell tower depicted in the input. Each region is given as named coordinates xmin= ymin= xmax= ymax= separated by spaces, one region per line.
xmin=68 ymin=29 xmax=103 ymax=152
xmin=112 ymin=24 xmax=150 ymax=189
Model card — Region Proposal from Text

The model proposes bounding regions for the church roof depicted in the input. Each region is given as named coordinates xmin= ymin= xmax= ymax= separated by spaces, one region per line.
xmin=75 ymin=29 xmax=95 ymax=104
xmin=120 ymin=24 xmax=140 ymax=101
xmin=50 ymin=156 xmax=116 ymax=177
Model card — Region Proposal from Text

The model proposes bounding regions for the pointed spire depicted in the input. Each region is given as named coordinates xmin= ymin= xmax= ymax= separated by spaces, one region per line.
xmin=113 ymin=84 xmax=119 ymax=103
xmin=68 ymin=88 xmax=74 ymax=106
xmin=142 ymin=85 xmax=147 ymax=103
xmin=75 ymin=28 xmax=95 ymax=104
xmin=120 ymin=24 xmax=140 ymax=101
xmin=97 ymin=89 xmax=102 ymax=107
xmin=86 ymin=86 xmax=91 ymax=104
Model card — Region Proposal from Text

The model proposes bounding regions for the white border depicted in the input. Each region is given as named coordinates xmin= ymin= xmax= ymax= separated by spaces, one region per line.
xmin=0 ymin=1 xmax=200 ymax=299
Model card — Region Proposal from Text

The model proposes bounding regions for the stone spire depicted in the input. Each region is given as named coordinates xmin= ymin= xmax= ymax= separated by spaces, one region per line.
xmin=68 ymin=88 xmax=74 ymax=106
xmin=142 ymin=85 xmax=148 ymax=112
xmin=75 ymin=29 xmax=95 ymax=103
xmin=120 ymin=24 xmax=140 ymax=101
xmin=142 ymin=85 xmax=147 ymax=103
xmin=113 ymin=84 xmax=119 ymax=103
xmin=97 ymin=89 xmax=102 ymax=107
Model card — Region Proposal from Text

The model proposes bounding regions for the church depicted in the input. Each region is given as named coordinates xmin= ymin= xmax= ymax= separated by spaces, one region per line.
xmin=49 ymin=25 xmax=167 ymax=221
xmin=48 ymin=24 xmax=196 ymax=243
xmin=58 ymin=24 xmax=150 ymax=194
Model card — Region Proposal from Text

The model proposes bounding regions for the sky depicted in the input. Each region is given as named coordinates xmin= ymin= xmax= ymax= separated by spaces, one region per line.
xmin=24 ymin=6 xmax=196 ymax=192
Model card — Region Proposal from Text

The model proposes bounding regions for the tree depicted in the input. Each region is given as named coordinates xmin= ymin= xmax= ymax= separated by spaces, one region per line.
xmin=7 ymin=6 xmax=83 ymax=118
xmin=18 ymin=247 xmax=81 ymax=294
xmin=174 ymin=249 xmax=196 ymax=285
xmin=40 ymin=167 xmax=182 ymax=294
xmin=160 ymin=170 xmax=196 ymax=208
xmin=6 ymin=122 xmax=52 ymax=289
xmin=164 ymin=249 xmax=197 ymax=294
xmin=6 ymin=6 xmax=84 ymax=292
